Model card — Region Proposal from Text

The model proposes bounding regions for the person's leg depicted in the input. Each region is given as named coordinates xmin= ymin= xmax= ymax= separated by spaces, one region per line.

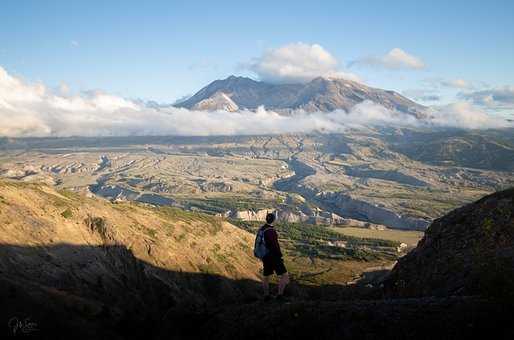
xmin=262 ymin=258 xmax=272 ymax=297
xmin=262 ymin=275 xmax=270 ymax=296
xmin=277 ymin=272 xmax=289 ymax=296
xmin=274 ymin=257 xmax=289 ymax=296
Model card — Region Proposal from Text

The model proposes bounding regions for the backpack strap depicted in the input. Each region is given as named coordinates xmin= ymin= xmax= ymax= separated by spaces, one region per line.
xmin=260 ymin=227 xmax=273 ymax=244
xmin=261 ymin=226 xmax=272 ymax=237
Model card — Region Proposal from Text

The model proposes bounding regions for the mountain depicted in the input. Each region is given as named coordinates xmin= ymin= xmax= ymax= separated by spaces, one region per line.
xmin=384 ymin=187 xmax=514 ymax=298
xmin=190 ymin=91 xmax=239 ymax=112
xmin=175 ymin=75 xmax=427 ymax=118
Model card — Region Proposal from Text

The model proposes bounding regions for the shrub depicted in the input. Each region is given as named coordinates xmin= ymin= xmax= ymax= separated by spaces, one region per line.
xmin=85 ymin=215 xmax=108 ymax=239
xmin=145 ymin=228 xmax=157 ymax=239
xmin=61 ymin=208 xmax=73 ymax=219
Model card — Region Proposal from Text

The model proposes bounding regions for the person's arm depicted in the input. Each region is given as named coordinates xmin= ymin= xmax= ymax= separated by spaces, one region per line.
xmin=264 ymin=228 xmax=282 ymax=257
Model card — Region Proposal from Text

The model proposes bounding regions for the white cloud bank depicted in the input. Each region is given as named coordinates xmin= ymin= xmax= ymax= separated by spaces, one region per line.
xmin=0 ymin=66 xmax=510 ymax=138
xmin=248 ymin=42 xmax=360 ymax=83
xmin=349 ymin=48 xmax=425 ymax=70
xmin=426 ymin=102 xmax=510 ymax=129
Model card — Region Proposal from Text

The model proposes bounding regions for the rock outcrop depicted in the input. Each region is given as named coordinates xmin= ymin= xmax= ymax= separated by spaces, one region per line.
xmin=299 ymin=187 xmax=430 ymax=230
xmin=384 ymin=188 xmax=514 ymax=298
xmin=223 ymin=207 xmax=371 ymax=226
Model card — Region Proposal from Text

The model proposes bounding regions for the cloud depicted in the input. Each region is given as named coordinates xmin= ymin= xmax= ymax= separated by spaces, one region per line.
xmin=349 ymin=48 xmax=425 ymax=70
xmin=247 ymin=42 xmax=360 ymax=83
xmin=0 ymin=66 xmax=510 ymax=137
xmin=427 ymin=102 xmax=511 ymax=129
xmin=70 ymin=40 xmax=79 ymax=48
xmin=458 ymin=86 xmax=514 ymax=109
xmin=424 ymin=77 xmax=473 ymax=90
xmin=440 ymin=79 xmax=471 ymax=89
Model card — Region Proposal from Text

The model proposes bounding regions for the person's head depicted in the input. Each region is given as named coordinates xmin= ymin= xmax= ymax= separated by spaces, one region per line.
xmin=265 ymin=212 xmax=276 ymax=225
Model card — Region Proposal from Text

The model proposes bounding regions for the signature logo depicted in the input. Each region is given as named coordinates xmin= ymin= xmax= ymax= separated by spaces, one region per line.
xmin=7 ymin=317 xmax=39 ymax=336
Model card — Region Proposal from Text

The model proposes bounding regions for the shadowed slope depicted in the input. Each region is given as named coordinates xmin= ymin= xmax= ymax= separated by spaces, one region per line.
xmin=2 ymin=243 xmax=512 ymax=340
xmin=0 ymin=243 xmax=263 ymax=339
xmin=384 ymin=188 xmax=514 ymax=298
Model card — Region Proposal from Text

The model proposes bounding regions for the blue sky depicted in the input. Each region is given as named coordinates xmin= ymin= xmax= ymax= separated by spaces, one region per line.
xmin=1 ymin=0 xmax=513 ymax=107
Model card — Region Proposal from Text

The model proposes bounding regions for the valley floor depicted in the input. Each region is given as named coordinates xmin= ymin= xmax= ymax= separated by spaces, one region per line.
xmin=2 ymin=131 xmax=514 ymax=231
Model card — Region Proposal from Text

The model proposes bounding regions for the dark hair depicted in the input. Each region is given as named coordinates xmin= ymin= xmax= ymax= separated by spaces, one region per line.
xmin=266 ymin=213 xmax=276 ymax=224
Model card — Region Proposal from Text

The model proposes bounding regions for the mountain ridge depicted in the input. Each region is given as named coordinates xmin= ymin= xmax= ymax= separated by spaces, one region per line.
xmin=176 ymin=75 xmax=427 ymax=118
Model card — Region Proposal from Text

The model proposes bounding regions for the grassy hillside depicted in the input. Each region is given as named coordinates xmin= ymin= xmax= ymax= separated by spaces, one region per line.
xmin=0 ymin=179 xmax=261 ymax=290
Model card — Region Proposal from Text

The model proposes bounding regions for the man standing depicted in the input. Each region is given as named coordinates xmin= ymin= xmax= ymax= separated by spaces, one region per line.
xmin=259 ymin=213 xmax=289 ymax=300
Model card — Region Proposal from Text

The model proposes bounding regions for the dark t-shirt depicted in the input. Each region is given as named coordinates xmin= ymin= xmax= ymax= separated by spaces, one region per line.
xmin=260 ymin=224 xmax=282 ymax=258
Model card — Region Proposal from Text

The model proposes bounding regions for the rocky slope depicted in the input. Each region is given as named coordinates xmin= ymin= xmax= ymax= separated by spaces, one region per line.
xmin=176 ymin=75 xmax=427 ymax=118
xmin=384 ymin=187 xmax=514 ymax=298
xmin=0 ymin=180 xmax=260 ymax=338
xmin=190 ymin=91 xmax=239 ymax=112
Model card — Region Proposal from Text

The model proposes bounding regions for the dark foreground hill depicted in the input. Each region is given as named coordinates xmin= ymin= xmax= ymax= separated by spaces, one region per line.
xmin=384 ymin=187 xmax=514 ymax=298
xmin=1 ymin=181 xmax=514 ymax=339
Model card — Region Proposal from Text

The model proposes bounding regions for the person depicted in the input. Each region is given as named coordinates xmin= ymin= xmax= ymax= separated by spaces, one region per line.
xmin=259 ymin=212 xmax=289 ymax=301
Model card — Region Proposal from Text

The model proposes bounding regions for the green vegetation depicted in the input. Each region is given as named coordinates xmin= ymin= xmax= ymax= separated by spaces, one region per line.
xmin=162 ymin=222 xmax=175 ymax=237
xmin=330 ymin=226 xmax=424 ymax=247
xmin=175 ymin=233 xmax=186 ymax=242
xmin=198 ymin=263 xmax=218 ymax=275
xmin=291 ymin=243 xmax=396 ymax=261
xmin=61 ymin=208 xmax=73 ymax=219
xmin=157 ymin=206 xmax=222 ymax=235
xmin=177 ymin=195 xmax=276 ymax=214
xmin=231 ymin=220 xmax=400 ymax=262
xmin=212 ymin=243 xmax=221 ymax=252
xmin=57 ymin=189 xmax=80 ymax=200
xmin=46 ymin=191 xmax=71 ymax=208
xmin=482 ymin=217 xmax=493 ymax=229
xmin=145 ymin=227 xmax=157 ymax=239
xmin=232 ymin=220 xmax=398 ymax=247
